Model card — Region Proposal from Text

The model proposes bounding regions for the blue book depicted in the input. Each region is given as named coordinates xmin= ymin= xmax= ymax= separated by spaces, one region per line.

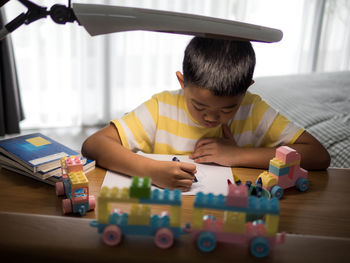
xmin=0 ymin=133 xmax=80 ymax=173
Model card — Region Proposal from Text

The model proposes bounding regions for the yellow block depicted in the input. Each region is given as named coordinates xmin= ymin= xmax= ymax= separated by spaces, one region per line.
xmin=223 ymin=211 xmax=246 ymax=233
xmin=97 ymin=200 xmax=110 ymax=224
xmin=170 ymin=206 xmax=181 ymax=227
xmin=129 ymin=204 xmax=150 ymax=225
xmin=68 ymin=171 xmax=88 ymax=188
xmin=270 ymin=158 xmax=300 ymax=169
xmin=266 ymin=214 xmax=279 ymax=236
xmin=258 ymin=171 xmax=278 ymax=188
xmin=99 ymin=186 xmax=138 ymax=203
xmin=192 ymin=208 xmax=204 ymax=229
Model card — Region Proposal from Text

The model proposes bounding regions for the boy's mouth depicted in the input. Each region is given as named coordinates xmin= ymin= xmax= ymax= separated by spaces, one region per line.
xmin=203 ymin=121 xmax=219 ymax=128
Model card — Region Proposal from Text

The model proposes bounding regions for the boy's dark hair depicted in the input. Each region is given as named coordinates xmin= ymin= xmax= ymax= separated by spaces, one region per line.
xmin=182 ymin=37 xmax=256 ymax=96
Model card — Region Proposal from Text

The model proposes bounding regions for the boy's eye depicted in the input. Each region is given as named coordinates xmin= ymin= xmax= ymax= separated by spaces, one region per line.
xmin=193 ymin=105 xmax=205 ymax=111
xmin=221 ymin=109 xmax=234 ymax=114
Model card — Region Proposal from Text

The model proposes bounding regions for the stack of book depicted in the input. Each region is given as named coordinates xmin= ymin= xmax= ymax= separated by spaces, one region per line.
xmin=0 ymin=133 xmax=95 ymax=186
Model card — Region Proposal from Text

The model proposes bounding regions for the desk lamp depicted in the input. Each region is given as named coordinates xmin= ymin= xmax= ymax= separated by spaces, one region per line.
xmin=0 ymin=0 xmax=282 ymax=42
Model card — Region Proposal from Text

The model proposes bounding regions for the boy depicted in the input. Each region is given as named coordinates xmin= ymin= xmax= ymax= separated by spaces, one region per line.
xmin=82 ymin=37 xmax=330 ymax=191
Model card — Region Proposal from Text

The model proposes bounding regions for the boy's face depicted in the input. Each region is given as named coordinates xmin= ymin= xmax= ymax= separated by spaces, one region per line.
xmin=176 ymin=72 xmax=245 ymax=128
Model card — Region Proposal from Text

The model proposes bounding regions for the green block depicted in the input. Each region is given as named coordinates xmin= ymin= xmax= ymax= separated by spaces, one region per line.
xmin=130 ymin=176 xmax=151 ymax=199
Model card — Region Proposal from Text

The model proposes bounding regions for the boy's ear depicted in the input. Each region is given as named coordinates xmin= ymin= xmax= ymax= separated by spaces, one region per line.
xmin=176 ymin=71 xmax=185 ymax=90
xmin=246 ymin=79 xmax=255 ymax=90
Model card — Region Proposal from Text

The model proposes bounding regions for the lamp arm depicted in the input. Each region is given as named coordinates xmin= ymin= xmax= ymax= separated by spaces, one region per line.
xmin=0 ymin=0 xmax=77 ymax=41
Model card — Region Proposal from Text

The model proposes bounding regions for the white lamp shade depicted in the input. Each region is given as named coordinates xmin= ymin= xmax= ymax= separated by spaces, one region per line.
xmin=72 ymin=3 xmax=283 ymax=43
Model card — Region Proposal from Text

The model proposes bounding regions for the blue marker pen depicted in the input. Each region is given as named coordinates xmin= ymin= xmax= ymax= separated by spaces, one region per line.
xmin=172 ymin=157 xmax=198 ymax=182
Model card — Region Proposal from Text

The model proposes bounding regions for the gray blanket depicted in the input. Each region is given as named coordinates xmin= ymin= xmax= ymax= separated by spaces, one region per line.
xmin=250 ymin=71 xmax=350 ymax=168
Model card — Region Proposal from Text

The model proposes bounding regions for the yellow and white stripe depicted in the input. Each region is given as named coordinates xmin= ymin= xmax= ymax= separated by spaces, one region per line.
xmin=112 ymin=90 xmax=304 ymax=154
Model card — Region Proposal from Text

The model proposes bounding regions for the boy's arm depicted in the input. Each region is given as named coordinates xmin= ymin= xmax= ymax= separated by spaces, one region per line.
xmin=190 ymin=125 xmax=330 ymax=170
xmin=81 ymin=124 xmax=197 ymax=191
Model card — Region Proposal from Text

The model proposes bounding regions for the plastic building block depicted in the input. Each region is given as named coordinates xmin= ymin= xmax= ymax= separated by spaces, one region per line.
xmin=276 ymin=146 xmax=300 ymax=164
xmin=265 ymin=214 xmax=280 ymax=236
xmin=194 ymin=192 xmax=279 ymax=215
xmin=192 ymin=208 xmax=204 ymax=229
xmin=140 ymin=188 xmax=181 ymax=206
xmin=246 ymin=221 xmax=266 ymax=236
xmin=61 ymin=157 xmax=67 ymax=175
xmin=130 ymin=176 xmax=151 ymax=199
xmin=226 ymin=184 xmax=248 ymax=207
xmin=68 ymin=171 xmax=88 ymax=188
xmin=128 ymin=204 xmax=151 ymax=225
xmin=99 ymin=186 xmax=137 ymax=203
xmin=150 ymin=212 xmax=170 ymax=229
xmin=269 ymin=163 xmax=290 ymax=177
xmin=170 ymin=206 xmax=181 ymax=227
xmin=258 ymin=171 xmax=278 ymax=188
xmin=202 ymin=215 xmax=223 ymax=232
xmin=65 ymin=156 xmax=83 ymax=173
xmin=223 ymin=211 xmax=246 ymax=233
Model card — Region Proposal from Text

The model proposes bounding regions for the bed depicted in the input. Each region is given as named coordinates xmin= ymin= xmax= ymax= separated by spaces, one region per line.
xmin=250 ymin=71 xmax=350 ymax=169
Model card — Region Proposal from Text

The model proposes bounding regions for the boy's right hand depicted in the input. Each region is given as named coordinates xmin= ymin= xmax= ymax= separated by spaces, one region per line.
xmin=150 ymin=161 xmax=197 ymax=192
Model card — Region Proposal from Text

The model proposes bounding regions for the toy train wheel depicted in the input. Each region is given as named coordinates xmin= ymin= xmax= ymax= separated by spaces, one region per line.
xmin=197 ymin=231 xmax=216 ymax=252
xmin=271 ymin=185 xmax=284 ymax=199
xmin=62 ymin=199 xmax=72 ymax=214
xmin=102 ymin=225 xmax=122 ymax=246
xmin=55 ymin=182 xmax=64 ymax=196
xmin=154 ymin=228 xmax=174 ymax=249
xmin=250 ymin=237 xmax=270 ymax=258
xmin=296 ymin=178 xmax=309 ymax=192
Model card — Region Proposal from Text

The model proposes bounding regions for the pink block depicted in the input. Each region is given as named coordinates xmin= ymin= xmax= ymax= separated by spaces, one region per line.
xmin=276 ymin=146 xmax=300 ymax=164
xmin=203 ymin=218 xmax=223 ymax=232
xmin=246 ymin=222 xmax=266 ymax=236
xmin=294 ymin=166 xmax=308 ymax=179
xmin=277 ymin=164 xmax=308 ymax=189
xmin=226 ymin=184 xmax=248 ymax=207
xmin=65 ymin=156 xmax=83 ymax=172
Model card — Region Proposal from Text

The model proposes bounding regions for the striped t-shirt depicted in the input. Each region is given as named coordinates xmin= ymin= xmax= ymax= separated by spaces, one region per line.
xmin=111 ymin=89 xmax=304 ymax=154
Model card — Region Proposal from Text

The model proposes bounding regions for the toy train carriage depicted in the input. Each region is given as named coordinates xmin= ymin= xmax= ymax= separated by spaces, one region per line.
xmin=257 ymin=146 xmax=309 ymax=199
xmin=191 ymin=184 xmax=285 ymax=258
xmin=90 ymin=177 xmax=190 ymax=249
xmin=56 ymin=156 xmax=95 ymax=216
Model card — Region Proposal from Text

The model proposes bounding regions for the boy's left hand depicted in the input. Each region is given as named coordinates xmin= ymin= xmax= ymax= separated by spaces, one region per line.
xmin=189 ymin=124 xmax=238 ymax=166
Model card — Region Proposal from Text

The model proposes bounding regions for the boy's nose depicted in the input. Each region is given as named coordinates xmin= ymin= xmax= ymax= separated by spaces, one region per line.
xmin=204 ymin=112 xmax=220 ymax=122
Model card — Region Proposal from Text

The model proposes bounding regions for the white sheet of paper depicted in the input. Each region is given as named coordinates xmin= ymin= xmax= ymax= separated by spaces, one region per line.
xmin=102 ymin=153 xmax=233 ymax=195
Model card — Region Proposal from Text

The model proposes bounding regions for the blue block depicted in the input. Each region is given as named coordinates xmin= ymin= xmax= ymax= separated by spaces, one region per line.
xmin=150 ymin=214 xmax=170 ymax=228
xmin=109 ymin=212 xmax=129 ymax=226
xmin=194 ymin=192 xmax=280 ymax=215
xmin=269 ymin=164 xmax=290 ymax=177
xmin=247 ymin=196 xmax=279 ymax=215
xmin=140 ymin=188 xmax=181 ymax=206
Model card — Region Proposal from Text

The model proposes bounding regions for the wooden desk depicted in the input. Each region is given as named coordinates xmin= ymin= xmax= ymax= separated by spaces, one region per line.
xmin=1 ymin=166 xmax=350 ymax=262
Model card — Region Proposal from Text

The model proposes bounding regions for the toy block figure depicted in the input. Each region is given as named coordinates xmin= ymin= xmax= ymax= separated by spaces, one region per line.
xmin=65 ymin=156 xmax=83 ymax=173
xmin=257 ymin=146 xmax=309 ymax=199
xmin=226 ymin=184 xmax=248 ymax=207
xmin=130 ymin=176 xmax=151 ymax=199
